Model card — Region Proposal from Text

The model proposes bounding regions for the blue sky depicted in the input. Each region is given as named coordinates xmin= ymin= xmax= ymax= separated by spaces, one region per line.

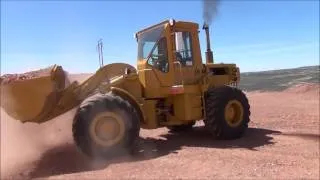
xmin=1 ymin=0 xmax=319 ymax=74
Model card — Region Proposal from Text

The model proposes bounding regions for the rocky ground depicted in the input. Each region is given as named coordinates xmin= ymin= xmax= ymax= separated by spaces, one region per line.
xmin=1 ymin=70 xmax=319 ymax=180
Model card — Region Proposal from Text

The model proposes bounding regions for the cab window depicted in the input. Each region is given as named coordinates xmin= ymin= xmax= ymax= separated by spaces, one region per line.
xmin=147 ymin=37 xmax=169 ymax=73
xmin=175 ymin=31 xmax=193 ymax=66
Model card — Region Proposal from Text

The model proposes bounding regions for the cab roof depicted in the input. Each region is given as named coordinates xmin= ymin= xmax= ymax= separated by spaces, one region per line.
xmin=135 ymin=19 xmax=199 ymax=37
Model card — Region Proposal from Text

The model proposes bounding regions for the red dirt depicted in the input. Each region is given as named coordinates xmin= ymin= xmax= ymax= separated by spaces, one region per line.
xmin=1 ymin=77 xmax=319 ymax=180
xmin=284 ymin=82 xmax=320 ymax=95
xmin=0 ymin=66 xmax=55 ymax=85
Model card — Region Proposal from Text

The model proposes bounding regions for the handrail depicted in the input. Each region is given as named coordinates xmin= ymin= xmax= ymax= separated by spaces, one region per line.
xmin=173 ymin=61 xmax=184 ymax=86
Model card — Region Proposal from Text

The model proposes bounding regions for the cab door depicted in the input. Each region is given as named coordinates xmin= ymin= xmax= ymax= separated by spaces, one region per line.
xmin=145 ymin=24 xmax=175 ymax=87
xmin=172 ymin=29 xmax=203 ymax=85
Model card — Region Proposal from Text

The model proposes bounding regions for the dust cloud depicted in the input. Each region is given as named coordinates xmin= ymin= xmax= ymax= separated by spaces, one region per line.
xmin=0 ymin=107 xmax=77 ymax=179
xmin=1 ymin=72 xmax=93 ymax=179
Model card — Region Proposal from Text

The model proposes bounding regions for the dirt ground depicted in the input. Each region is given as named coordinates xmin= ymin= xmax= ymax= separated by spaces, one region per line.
xmin=1 ymin=78 xmax=319 ymax=180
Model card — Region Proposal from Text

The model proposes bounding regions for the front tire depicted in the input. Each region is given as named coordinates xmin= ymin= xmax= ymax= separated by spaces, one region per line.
xmin=204 ymin=86 xmax=250 ymax=139
xmin=72 ymin=93 xmax=140 ymax=159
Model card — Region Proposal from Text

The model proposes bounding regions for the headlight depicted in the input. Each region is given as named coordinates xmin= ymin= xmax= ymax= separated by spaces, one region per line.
xmin=169 ymin=19 xmax=175 ymax=26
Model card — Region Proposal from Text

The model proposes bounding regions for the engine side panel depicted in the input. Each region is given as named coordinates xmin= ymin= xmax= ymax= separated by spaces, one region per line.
xmin=204 ymin=63 xmax=240 ymax=89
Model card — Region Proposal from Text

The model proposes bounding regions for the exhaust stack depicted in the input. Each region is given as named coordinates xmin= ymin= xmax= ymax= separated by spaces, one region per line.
xmin=202 ymin=23 xmax=214 ymax=64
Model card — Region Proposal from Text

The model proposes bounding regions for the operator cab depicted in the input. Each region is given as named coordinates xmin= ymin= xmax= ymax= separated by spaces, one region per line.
xmin=135 ymin=19 xmax=204 ymax=92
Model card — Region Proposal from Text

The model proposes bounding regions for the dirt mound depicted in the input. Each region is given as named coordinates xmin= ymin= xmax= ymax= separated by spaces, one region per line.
xmin=0 ymin=65 xmax=55 ymax=85
xmin=0 ymin=65 xmax=72 ymax=89
xmin=68 ymin=73 xmax=92 ymax=84
xmin=284 ymin=83 xmax=319 ymax=94
xmin=246 ymin=82 xmax=320 ymax=95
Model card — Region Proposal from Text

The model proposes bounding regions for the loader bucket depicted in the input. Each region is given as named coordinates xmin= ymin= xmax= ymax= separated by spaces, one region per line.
xmin=1 ymin=62 xmax=138 ymax=124
xmin=0 ymin=65 xmax=68 ymax=123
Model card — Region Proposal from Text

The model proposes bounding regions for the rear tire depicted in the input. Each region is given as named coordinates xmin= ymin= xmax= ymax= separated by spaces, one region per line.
xmin=204 ymin=86 xmax=250 ymax=139
xmin=72 ymin=93 xmax=140 ymax=159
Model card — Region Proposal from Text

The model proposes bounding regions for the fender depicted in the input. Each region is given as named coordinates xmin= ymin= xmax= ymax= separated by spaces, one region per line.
xmin=110 ymin=87 xmax=146 ymax=125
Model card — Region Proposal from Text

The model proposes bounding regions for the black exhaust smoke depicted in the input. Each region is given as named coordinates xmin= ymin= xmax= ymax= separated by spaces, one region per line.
xmin=203 ymin=0 xmax=219 ymax=26
xmin=202 ymin=0 xmax=220 ymax=64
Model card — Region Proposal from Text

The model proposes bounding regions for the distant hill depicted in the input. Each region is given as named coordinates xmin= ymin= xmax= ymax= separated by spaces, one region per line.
xmin=239 ymin=65 xmax=319 ymax=92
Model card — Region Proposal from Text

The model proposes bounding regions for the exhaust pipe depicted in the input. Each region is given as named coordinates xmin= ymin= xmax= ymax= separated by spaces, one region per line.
xmin=202 ymin=23 xmax=214 ymax=64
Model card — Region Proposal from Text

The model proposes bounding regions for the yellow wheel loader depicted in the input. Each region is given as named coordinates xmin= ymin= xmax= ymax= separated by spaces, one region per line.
xmin=0 ymin=19 xmax=250 ymax=159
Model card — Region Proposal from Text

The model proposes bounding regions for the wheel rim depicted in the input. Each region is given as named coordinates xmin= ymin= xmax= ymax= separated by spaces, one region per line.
xmin=89 ymin=112 xmax=125 ymax=147
xmin=224 ymin=100 xmax=244 ymax=127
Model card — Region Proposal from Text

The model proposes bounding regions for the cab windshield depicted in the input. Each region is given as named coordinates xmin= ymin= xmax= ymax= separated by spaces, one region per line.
xmin=137 ymin=24 xmax=166 ymax=60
